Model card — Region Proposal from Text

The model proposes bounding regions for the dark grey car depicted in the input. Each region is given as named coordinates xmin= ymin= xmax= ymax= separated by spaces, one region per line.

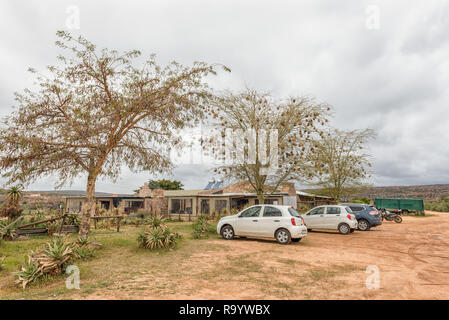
xmin=338 ymin=203 xmax=382 ymax=231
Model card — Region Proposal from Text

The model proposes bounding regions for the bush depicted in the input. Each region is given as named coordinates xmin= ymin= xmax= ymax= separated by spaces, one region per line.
xmin=66 ymin=214 xmax=80 ymax=226
xmin=137 ymin=218 xmax=180 ymax=250
xmin=425 ymin=199 xmax=449 ymax=212
xmin=0 ymin=256 xmax=6 ymax=271
xmin=73 ymin=246 xmax=96 ymax=260
xmin=15 ymin=256 xmax=41 ymax=289
xmin=34 ymin=237 xmax=74 ymax=276
xmin=192 ymin=214 xmax=215 ymax=239
xmin=15 ymin=235 xmax=100 ymax=289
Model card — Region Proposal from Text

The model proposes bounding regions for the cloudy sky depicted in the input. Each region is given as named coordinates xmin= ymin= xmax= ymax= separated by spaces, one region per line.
xmin=1 ymin=0 xmax=448 ymax=193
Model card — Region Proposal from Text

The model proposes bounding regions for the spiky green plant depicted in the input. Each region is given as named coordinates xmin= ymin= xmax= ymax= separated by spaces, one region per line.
xmin=73 ymin=246 xmax=96 ymax=260
xmin=76 ymin=236 xmax=89 ymax=247
xmin=137 ymin=225 xmax=180 ymax=250
xmin=146 ymin=216 xmax=167 ymax=229
xmin=0 ymin=256 xmax=6 ymax=271
xmin=192 ymin=214 xmax=214 ymax=239
xmin=15 ymin=255 xmax=42 ymax=289
xmin=34 ymin=236 xmax=74 ymax=275
xmin=66 ymin=214 xmax=80 ymax=226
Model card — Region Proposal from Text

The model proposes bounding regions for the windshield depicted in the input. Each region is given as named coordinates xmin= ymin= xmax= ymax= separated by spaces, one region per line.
xmin=288 ymin=207 xmax=300 ymax=217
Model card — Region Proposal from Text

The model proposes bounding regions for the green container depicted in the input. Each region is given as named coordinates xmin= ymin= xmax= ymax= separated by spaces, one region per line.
xmin=374 ymin=198 xmax=424 ymax=211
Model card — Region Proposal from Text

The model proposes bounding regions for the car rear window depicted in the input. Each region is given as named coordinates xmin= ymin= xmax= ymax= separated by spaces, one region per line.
xmin=288 ymin=208 xmax=300 ymax=217
xmin=349 ymin=206 xmax=364 ymax=212
xmin=263 ymin=206 xmax=283 ymax=217
xmin=345 ymin=207 xmax=352 ymax=213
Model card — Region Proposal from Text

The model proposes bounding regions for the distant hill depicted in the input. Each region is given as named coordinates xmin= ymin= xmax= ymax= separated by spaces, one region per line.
xmin=354 ymin=184 xmax=449 ymax=201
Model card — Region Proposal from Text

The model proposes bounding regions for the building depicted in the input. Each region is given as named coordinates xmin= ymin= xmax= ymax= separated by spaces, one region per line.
xmin=65 ymin=181 xmax=332 ymax=219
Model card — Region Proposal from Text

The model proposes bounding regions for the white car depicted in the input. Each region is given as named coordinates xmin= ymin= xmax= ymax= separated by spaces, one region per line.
xmin=217 ymin=205 xmax=308 ymax=244
xmin=301 ymin=205 xmax=358 ymax=234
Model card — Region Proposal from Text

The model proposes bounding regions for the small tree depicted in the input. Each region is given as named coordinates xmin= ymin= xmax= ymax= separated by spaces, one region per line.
xmin=309 ymin=128 xmax=376 ymax=201
xmin=205 ymin=89 xmax=330 ymax=203
xmin=0 ymin=31 xmax=225 ymax=237
xmin=0 ymin=186 xmax=24 ymax=222
xmin=148 ymin=179 xmax=184 ymax=190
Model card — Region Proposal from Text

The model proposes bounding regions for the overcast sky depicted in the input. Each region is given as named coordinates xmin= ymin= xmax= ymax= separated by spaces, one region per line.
xmin=1 ymin=0 xmax=448 ymax=193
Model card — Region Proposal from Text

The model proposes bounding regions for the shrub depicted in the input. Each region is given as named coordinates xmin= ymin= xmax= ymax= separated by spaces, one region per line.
xmin=0 ymin=256 xmax=6 ymax=271
xmin=73 ymin=246 xmax=96 ymax=260
xmin=192 ymin=214 xmax=215 ymax=239
xmin=76 ymin=236 xmax=89 ymax=247
xmin=146 ymin=216 xmax=166 ymax=229
xmin=66 ymin=214 xmax=80 ymax=226
xmin=425 ymin=199 xmax=449 ymax=212
xmin=34 ymin=236 xmax=74 ymax=276
xmin=137 ymin=218 xmax=180 ymax=250
xmin=46 ymin=220 xmax=60 ymax=236
xmin=15 ymin=236 xmax=100 ymax=289
xmin=15 ymin=255 xmax=41 ymax=289
xmin=0 ymin=218 xmax=22 ymax=241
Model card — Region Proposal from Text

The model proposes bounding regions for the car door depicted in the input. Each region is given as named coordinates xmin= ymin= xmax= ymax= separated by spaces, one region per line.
xmin=234 ymin=206 xmax=262 ymax=236
xmin=302 ymin=206 xmax=326 ymax=228
xmin=323 ymin=206 xmax=342 ymax=229
xmin=258 ymin=206 xmax=284 ymax=237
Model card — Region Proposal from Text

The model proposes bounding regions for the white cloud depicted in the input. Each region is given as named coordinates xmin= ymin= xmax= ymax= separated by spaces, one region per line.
xmin=1 ymin=0 xmax=448 ymax=192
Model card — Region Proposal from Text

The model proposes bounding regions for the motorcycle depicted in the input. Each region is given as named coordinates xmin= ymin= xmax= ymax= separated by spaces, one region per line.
xmin=378 ymin=208 xmax=402 ymax=223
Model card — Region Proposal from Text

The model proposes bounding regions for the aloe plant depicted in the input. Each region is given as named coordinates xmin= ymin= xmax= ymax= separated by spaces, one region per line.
xmin=15 ymin=255 xmax=42 ymax=289
xmin=34 ymin=236 xmax=74 ymax=275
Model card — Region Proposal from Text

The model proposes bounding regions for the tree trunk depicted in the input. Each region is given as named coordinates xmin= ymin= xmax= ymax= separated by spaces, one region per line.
xmin=257 ymin=192 xmax=264 ymax=205
xmin=79 ymin=174 xmax=97 ymax=237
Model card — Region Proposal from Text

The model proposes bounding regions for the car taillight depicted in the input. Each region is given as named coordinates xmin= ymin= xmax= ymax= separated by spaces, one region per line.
xmin=291 ymin=217 xmax=296 ymax=226
xmin=369 ymin=210 xmax=377 ymax=215
xmin=347 ymin=214 xmax=352 ymax=220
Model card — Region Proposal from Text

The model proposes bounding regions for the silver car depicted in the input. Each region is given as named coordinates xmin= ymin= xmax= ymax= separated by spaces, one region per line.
xmin=301 ymin=205 xmax=358 ymax=234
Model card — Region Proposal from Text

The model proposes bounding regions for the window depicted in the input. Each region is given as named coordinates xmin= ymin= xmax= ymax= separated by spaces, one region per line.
xmin=309 ymin=207 xmax=325 ymax=215
xmin=200 ymin=199 xmax=210 ymax=214
xmin=171 ymin=199 xmax=193 ymax=214
xmin=288 ymin=208 xmax=300 ymax=217
xmin=345 ymin=207 xmax=352 ymax=213
xmin=349 ymin=206 xmax=364 ymax=212
xmin=215 ymin=200 xmax=227 ymax=213
xmin=240 ymin=206 xmax=261 ymax=217
xmin=326 ymin=207 xmax=341 ymax=215
xmin=263 ymin=206 xmax=282 ymax=217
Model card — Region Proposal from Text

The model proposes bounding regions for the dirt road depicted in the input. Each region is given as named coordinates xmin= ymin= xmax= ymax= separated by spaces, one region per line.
xmin=172 ymin=211 xmax=449 ymax=299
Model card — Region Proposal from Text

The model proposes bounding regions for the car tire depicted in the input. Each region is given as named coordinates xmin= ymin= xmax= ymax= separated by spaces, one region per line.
xmin=275 ymin=228 xmax=291 ymax=244
xmin=394 ymin=215 xmax=403 ymax=223
xmin=220 ymin=225 xmax=234 ymax=240
xmin=338 ymin=223 xmax=351 ymax=235
xmin=291 ymin=238 xmax=301 ymax=242
xmin=357 ymin=219 xmax=370 ymax=231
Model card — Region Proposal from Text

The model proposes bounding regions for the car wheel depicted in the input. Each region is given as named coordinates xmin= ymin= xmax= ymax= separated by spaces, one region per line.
xmin=338 ymin=223 xmax=351 ymax=235
xmin=291 ymin=238 xmax=301 ymax=242
xmin=358 ymin=219 xmax=370 ymax=231
xmin=221 ymin=225 xmax=234 ymax=240
xmin=275 ymin=228 xmax=291 ymax=244
xmin=394 ymin=215 xmax=403 ymax=223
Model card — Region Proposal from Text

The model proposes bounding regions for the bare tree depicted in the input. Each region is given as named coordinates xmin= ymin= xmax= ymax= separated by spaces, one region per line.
xmin=309 ymin=128 xmax=376 ymax=201
xmin=0 ymin=31 xmax=225 ymax=237
xmin=204 ymin=89 xmax=330 ymax=203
